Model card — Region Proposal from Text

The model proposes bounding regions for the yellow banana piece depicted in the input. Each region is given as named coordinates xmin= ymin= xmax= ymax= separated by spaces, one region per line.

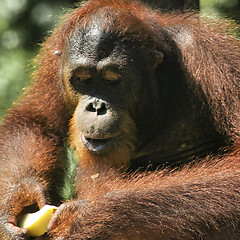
xmin=18 ymin=205 xmax=58 ymax=237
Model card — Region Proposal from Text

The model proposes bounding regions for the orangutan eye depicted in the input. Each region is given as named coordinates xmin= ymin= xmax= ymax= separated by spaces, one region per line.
xmin=76 ymin=70 xmax=92 ymax=81
xmin=103 ymin=70 xmax=121 ymax=81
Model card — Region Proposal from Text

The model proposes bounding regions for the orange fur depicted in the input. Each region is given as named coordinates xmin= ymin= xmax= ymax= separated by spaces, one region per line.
xmin=0 ymin=0 xmax=239 ymax=239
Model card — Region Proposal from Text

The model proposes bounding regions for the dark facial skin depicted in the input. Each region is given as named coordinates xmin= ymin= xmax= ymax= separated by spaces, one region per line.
xmin=62 ymin=20 xmax=224 ymax=169
xmin=63 ymin=23 xmax=158 ymax=156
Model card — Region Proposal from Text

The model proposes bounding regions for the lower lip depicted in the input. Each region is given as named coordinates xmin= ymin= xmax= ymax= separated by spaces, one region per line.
xmin=81 ymin=135 xmax=114 ymax=154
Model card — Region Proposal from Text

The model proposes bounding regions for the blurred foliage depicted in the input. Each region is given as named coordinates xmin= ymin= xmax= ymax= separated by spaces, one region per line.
xmin=0 ymin=0 xmax=79 ymax=119
xmin=201 ymin=0 xmax=240 ymax=36
xmin=0 ymin=0 xmax=239 ymax=120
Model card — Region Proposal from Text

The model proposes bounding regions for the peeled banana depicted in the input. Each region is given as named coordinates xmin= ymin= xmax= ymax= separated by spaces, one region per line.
xmin=18 ymin=205 xmax=58 ymax=237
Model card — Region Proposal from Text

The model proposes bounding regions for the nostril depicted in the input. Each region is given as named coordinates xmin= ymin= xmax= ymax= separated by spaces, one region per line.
xmin=97 ymin=102 xmax=107 ymax=115
xmin=86 ymin=103 xmax=96 ymax=112
xmin=85 ymin=100 xmax=107 ymax=115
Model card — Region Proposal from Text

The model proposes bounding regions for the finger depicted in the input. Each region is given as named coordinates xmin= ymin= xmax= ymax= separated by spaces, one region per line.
xmin=47 ymin=208 xmax=62 ymax=232
xmin=33 ymin=185 xmax=49 ymax=209
xmin=6 ymin=222 xmax=29 ymax=238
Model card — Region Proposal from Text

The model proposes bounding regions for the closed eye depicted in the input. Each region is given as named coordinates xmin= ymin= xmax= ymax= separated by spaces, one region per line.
xmin=102 ymin=70 xmax=121 ymax=81
xmin=76 ymin=70 xmax=92 ymax=81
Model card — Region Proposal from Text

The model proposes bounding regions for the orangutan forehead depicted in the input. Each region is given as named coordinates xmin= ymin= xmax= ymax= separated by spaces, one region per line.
xmin=68 ymin=6 xmax=156 ymax=46
xmin=67 ymin=24 xmax=123 ymax=63
xmin=69 ymin=20 xmax=115 ymax=48
xmin=66 ymin=16 xmax=150 ymax=63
